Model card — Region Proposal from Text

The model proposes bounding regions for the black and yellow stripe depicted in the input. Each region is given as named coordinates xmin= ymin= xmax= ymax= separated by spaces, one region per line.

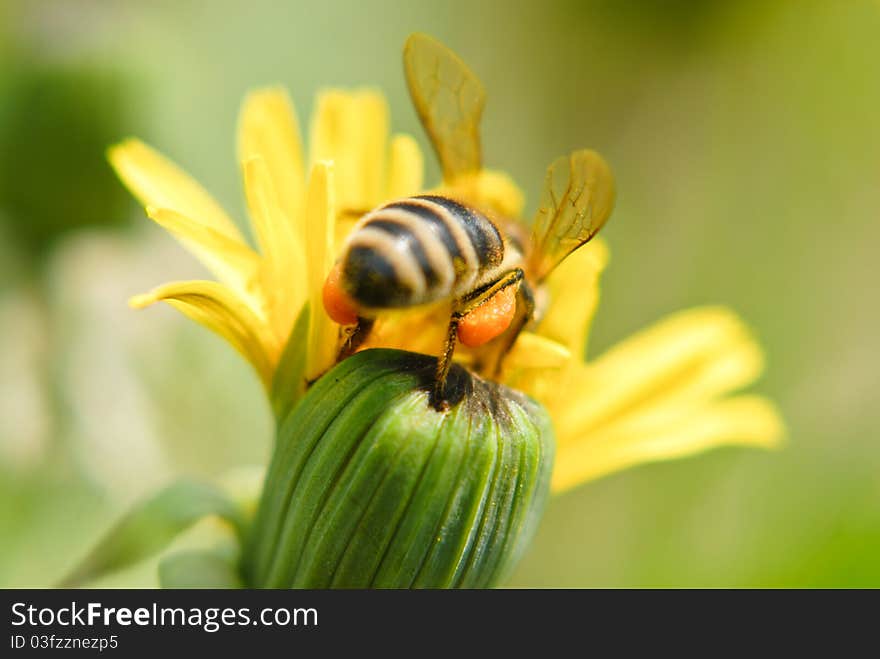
xmin=341 ymin=195 xmax=505 ymax=309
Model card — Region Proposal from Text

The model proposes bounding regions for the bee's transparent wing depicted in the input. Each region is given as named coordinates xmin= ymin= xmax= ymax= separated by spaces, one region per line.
xmin=403 ymin=33 xmax=485 ymax=183
xmin=529 ymin=149 xmax=615 ymax=281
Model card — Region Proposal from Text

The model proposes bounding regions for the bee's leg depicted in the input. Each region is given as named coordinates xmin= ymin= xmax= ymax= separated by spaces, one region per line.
xmin=459 ymin=269 xmax=525 ymax=310
xmin=432 ymin=269 xmax=525 ymax=408
xmin=337 ymin=316 xmax=375 ymax=362
xmin=432 ymin=312 xmax=463 ymax=410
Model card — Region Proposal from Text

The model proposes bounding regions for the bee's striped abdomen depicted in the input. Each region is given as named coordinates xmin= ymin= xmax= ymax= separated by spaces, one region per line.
xmin=415 ymin=195 xmax=504 ymax=271
xmin=340 ymin=195 xmax=504 ymax=310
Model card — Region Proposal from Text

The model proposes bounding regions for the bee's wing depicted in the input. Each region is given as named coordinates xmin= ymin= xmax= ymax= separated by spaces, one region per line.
xmin=403 ymin=33 xmax=485 ymax=184
xmin=529 ymin=149 xmax=615 ymax=281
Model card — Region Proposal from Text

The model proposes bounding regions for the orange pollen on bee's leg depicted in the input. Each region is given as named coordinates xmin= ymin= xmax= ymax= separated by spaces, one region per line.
xmin=322 ymin=263 xmax=360 ymax=326
xmin=457 ymin=286 xmax=517 ymax=348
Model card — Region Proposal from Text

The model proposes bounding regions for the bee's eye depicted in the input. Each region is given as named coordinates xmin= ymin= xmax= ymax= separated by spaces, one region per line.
xmin=322 ymin=263 xmax=360 ymax=326
xmin=457 ymin=286 xmax=516 ymax=348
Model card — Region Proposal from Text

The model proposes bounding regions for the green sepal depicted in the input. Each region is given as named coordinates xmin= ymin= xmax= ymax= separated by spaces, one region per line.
xmin=269 ymin=304 xmax=311 ymax=422
xmin=245 ymin=348 xmax=555 ymax=589
xmin=244 ymin=350 xmax=422 ymax=586
xmin=60 ymin=480 xmax=242 ymax=587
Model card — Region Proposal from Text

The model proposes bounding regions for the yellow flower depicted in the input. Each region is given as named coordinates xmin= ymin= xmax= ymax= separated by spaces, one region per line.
xmin=110 ymin=86 xmax=784 ymax=496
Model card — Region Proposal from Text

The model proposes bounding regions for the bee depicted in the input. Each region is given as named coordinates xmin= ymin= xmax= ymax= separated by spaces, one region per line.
xmin=322 ymin=33 xmax=615 ymax=408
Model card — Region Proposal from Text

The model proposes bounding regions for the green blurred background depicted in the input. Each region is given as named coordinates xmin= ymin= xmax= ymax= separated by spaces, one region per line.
xmin=1 ymin=0 xmax=878 ymax=587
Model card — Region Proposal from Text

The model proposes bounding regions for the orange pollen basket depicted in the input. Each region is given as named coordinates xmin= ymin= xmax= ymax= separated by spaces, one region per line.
xmin=322 ymin=263 xmax=360 ymax=326
xmin=457 ymin=286 xmax=517 ymax=348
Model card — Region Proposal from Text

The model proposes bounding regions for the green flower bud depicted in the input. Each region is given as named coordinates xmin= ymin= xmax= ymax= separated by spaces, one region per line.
xmin=244 ymin=349 xmax=554 ymax=588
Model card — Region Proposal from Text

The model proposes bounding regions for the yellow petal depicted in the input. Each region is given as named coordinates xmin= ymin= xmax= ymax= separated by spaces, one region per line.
xmin=238 ymin=88 xmax=305 ymax=235
xmin=501 ymin=332 xmax=574 ymax=400
xmin=506 ymin=332 xmax=571 ymax=369
xmin=309 ymin=89 xmax=389 ymax=212
xmin=145 ymin=206 xmax=263 ymax=310
xmin=439 ymin=169 xmax=525 ymax=218
xmin=550 ymin=307 xmax=766 ymax=441
xmin=334 ymin=214 xmax=359 ymax=252
xmin=386 ymin=134 xmax=424 ymax=199
xmin=108 ymin=139 xmax=244 ymax=242
xmin=242 ymin=157 xmax=307 ymax=341
xmin=539 ymin=238 xmax=609 ymax=358
xmin=472 ymin=169 xmax=525 ymax=218
xmin=364 ymin=305 xmax=449 ymax=356
xmin=304 ymin=162 xmax=338 ymax=380
xmin=130 ymin=280 xmax=276 ymax=388
xmin=551 ymin=395 xmax=785 ymax=493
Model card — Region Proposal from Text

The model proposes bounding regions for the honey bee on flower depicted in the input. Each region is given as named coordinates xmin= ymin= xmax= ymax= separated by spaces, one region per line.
xmin=324 ymin=34 xmax=614 ymax=407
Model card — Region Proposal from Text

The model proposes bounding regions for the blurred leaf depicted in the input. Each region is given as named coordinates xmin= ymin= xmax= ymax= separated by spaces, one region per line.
xmin=159 ymin=549 xmax=243 ymax=588
xmin=60 ymin=480 xmax=241 ymax=587
xmin=584 ymin=0 xmax=730 ymax=45
xmin=0 ymin=66 xmax=139 ymax=258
